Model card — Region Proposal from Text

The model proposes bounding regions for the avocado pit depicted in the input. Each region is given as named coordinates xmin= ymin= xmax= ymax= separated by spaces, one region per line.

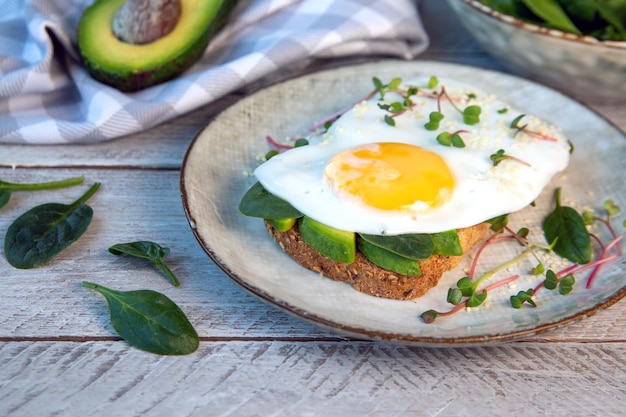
xmin=112 ymin=0 xmax=182 ymax=45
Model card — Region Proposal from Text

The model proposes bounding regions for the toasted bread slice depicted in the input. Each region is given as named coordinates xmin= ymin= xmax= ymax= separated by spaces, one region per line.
xmin=266 ymin=221 xmax=490 ymax=300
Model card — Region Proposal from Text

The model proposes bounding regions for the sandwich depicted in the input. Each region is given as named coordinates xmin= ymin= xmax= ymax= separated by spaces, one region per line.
xmin=239 ymin=75 xmax=571 ymax=300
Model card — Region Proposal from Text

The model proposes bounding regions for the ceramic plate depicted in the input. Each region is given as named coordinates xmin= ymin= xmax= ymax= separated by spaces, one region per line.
xmin=181 ymin=60 xmax=626 ymax=345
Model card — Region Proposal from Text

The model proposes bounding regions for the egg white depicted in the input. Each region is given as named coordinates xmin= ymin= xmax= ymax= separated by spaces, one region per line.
xmin=254 ymin=76 xmax=571 ymax=235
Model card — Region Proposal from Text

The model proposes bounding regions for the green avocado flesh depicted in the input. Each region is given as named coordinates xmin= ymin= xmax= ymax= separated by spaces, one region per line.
xmin=240 ymin=183 xmax=463 ymax=274
xmin=266 ymin=218 xmax=297 ymax=233
xmin=77 ymin=0 xmax=237 ymax=91
xmin=299 ymin=217 xmax=356 ymax=264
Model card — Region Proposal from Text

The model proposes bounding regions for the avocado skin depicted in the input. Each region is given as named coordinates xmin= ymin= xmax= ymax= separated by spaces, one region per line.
xmin=79 ymin=36 xmax=205 ymax=92
xmin=77 ymin=0 xmax=239 ymax=92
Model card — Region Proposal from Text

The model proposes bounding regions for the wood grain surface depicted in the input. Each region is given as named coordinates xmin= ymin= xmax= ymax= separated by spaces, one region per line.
xmin=2 ymin=341 xmax=625 ymax=417
xmin=1 ymin=1 xmax=625 ymax=416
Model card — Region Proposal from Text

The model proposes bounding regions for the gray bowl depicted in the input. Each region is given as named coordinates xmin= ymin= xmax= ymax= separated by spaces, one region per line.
xmin=447 ymin=0 xmax=626 ymax=101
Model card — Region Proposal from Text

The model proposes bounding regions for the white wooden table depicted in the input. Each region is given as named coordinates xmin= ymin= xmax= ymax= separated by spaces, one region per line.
xmin=2 ymin=2 xmax=625 ymax=416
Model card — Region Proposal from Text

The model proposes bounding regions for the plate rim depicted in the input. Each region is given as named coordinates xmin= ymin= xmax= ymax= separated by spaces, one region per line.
xmin=180 ymin=59 xmax=626 ymax=346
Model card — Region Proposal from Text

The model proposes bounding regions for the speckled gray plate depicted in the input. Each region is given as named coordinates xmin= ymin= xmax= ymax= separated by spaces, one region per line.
xmin=181 ymin=60 xmax=626 ymax=345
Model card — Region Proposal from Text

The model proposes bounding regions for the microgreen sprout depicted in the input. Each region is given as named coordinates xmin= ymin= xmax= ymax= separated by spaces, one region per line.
xmin=425 ymin=111 xmax=444 ymax=130
xmin=510 ymin=289 xmax=536 ymax=309
xmin=578 ymin=200 xmax=624 ymax=289
xmin=583 ymin=210 xmax=596 ymax=226
xmin=436 ymin=130 xmax=466 ymax=148
xmin=463 ymin=105 xmax=481 ymax=125
xmin=419 ymin=195 xmax=625 ymax=324
xmin=486 ymin=214 xmax=509 ymax=232
xmin=585 ymin=231 xmax=626 ymax=288
xmin=265 ymin=150 xmax=278 ymax=160
xmin=294 ymin=138 xmax=309 ymax=147
xmin=420 ymin=275 xmax=520 ymax=323
xmin=265 ymin=135 xmax=310 ymax=156
xmin=373 ymin=76 xmax=402 ymax=99
xmin=604 ymin=199 xmax=620 ymax=216
xmin=266 ymin=135 xmax=293 ymax=151
xmin=441 ymin=231 xmax=542 ymax=314
xmin=490 ymin=149 xmax=531 ymax=167
xmin=510 ymin=114 xmax=527 ymax=132
xmin=428 ymin=76 xmax=438 ymax=89
xmin=308 ymin=78 xmax=385 ymax=132
xmin=510 ymin=114 xmax=558 ymax=142
xmin=543 ymin=269 xmax=576 ymax=294
xmin=531 ymin=262 xmax=545 ymax=275
xmin=446 ymin=276 xmax=488 ymax=307
xmin=437 ymin=86 xmax=482 ymax=126
xmin=583 ymin=199 xmax=622 ymax=244
xmin=374 ymin=77 xmax=420 ymax=126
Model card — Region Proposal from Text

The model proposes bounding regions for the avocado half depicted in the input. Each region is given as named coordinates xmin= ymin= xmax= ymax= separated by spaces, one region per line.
xmin=77 ymin=0 xmax=237 ymax=92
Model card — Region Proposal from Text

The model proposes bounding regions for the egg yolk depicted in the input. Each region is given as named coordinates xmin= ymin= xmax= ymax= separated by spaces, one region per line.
xmin=324 ymin=142 xmax=455 ymax=211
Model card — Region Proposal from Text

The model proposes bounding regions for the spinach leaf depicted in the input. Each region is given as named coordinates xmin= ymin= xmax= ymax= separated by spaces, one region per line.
xmin=521 ymin=0 xmax=582 ymax=33
xmin=358 ymin=233 xmax=434 ymax=260
xmin=563 ymin=0 xmax=599 ymax=23
xmin=0 ymin=175 xmax=84 ymax=209
xmin=0 ymin=191 xmax=10 ymax=209
xmin=357 ymin=238 xmax=421 ymax=276
xmin=239 ymin=182 xmax=303 ymax=219
xmin=543 ymin=187 xmax=591 ymax=264
xmin=595 ymin=1 xmax=626 ymax=37
xmin=432 ymin=230 xmax=463 ymax=256
xmin=478 ymin=0 xmax=626 ymax=40
xmin=82 ymin=281 xmax=199 ymax=355
xmin=4 ymin=182 xmax=100 ymax=269
xmin=109 ymin=241 xmax=180 ymax=287
xmin=482 ymin=0 xmax=535 ymax=18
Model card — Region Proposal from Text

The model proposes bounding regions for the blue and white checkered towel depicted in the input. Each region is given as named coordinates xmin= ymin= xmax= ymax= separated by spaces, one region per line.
xmin=0 ymin=0 xmax=428 ymax=144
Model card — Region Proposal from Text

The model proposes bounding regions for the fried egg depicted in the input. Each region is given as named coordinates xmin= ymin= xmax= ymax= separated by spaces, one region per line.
xmin=254 ymin=76 xmax=571 ymax=235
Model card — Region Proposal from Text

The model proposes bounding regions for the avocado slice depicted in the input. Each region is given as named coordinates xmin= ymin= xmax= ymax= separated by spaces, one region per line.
xmin=266 ymin=218 xmax=297 ymax=232
xmin=358 ymin=238 xmax=421 ymax=276
xmin=299 ymin=217 xmax=355 ymax=264
xmin=77 ymin=0 xmax=238 ymax=91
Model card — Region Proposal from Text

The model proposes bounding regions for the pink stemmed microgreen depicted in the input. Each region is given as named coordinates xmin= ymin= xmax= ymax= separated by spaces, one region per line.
xmin=264 ymin=135 xmax=310 ymax=160
xmin=421 ymin=275 xmax=520 ymax=323
xmin=309 ymin=89 xmax=378 ymax=132
xmin=421 ymin=193 xmax=623 ymax=323
xmin=490 ymin=149 xmax=531 ymax=167
xmin=266 ymin=135 xmax=293 ymax=150
xmin=510 ymin=114 xmax=558 ymax=142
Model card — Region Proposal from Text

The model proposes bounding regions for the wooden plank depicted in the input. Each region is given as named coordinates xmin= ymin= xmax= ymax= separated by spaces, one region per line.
xmin=1 ymin=94 xmax=242 ymax=169
xmin=1 ymin=341 xmax=625 ymax=417
xmin=0 ymin=167 xmax=335 ymax=339
xmin=1 ymin=167 xmax=624 ymax=342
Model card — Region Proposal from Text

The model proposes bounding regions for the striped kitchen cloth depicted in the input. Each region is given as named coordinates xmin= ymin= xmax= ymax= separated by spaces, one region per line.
xmin=0 ymin=0 xmax=428 ymax=144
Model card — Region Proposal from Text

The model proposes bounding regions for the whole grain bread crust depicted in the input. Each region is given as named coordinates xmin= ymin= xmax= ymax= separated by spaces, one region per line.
xmin=266 ymin=221 xmax=490 ymax=300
